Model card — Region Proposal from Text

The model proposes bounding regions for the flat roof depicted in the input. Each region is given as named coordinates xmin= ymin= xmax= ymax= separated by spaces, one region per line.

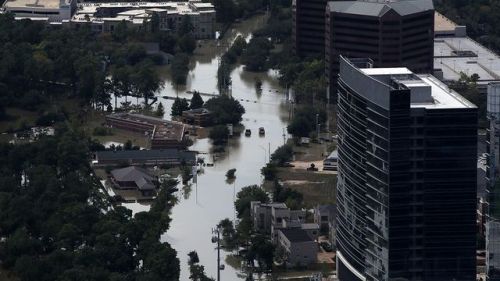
xmin=359 ymin=66 xmax=476 ymax=109
xmin=280 ymin=229 xmax=314 ymax=243
xmin=434 ymin=36 xmax=500 ymax=84
xmin=361 ymin=67 xmax=413 ymax=76
xmin=96 ymin=149 xmax=196 ymax=161
xmin=4 ymin=0 xmax=60 ymax=9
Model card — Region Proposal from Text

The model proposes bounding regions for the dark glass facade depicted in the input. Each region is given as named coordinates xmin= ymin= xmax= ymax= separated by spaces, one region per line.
xmin=325 ymin=1 xmax=434 ymax=102
xmin=292 ymin=0 xmax=331 ymax=58
xmin=336 ymin=57 xmax=477 ymax=281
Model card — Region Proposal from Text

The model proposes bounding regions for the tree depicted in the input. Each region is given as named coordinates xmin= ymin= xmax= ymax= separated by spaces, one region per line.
xmin=187 ymin=251 xmax=199 ymax=266
xmin=190 ymin=92 xmax=204 ymax=109
xmin=131 ymin=60 xmax=164 ymax=106
xmin=287 ymin=106 xmax=326 ymax=137
xmin=270 ymin=144 xmax=293 ymax=166
xmin=178 ymin=15 xmax=194 ymax=36
xmin=226 ymin=168 xmax=236 ymax=179
xmin=187 ymin=251 xmax=214 ymax=281
xmin=179 ymin=35 xmax=196 ymax=54
xmin=217 ymin=60 xmax=232 ymax=93
xmin=241 ymin=37 xmax=273 ymax=72
xmin=287 ymin=116 xmax=312 ymax=137
xmin=155 ymin=102 xmax=165 ymax=117
xmin=248 ymin=235 xmax=274 ymax=270
xmin=204 ymin=96 xmax=245 ymax=125
xmin=212 ymin=0 xmax=236 ymax=24
xmin=171 ymin=53 xmax=190 ymax=86
xmin=235 ymin=185 xmax=269 ymax=218
xmin=171 ymin=97 xmax=189 ymax=117
xmin=208 ymin=125 xmax=229 ymax=145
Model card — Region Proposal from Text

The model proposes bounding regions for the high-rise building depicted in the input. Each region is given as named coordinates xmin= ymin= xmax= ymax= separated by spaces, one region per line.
xmin=486 ymin=83 xmax=500 ymax=281
xmin=292 ymin=0 xmax=330 ymax=57
xmin=326 ymin=0 xmax=434 ymax=101
xmin=336 ymin=56 xmax=477 ymax=281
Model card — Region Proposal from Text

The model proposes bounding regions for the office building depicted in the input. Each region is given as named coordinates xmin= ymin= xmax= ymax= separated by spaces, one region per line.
xmin=325 ymin=0 xmax=434 ymax=101
xmin=336 ymin=56 xmax=477 ymax=280
xmin=292 ymin=0 xmax=330 ymax=57
xmin=487 ymin=83 xmax=500 ymax=281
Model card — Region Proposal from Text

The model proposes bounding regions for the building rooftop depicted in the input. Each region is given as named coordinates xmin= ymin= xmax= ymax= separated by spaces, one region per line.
xmin=340 ymin=56 xmax=476 ymax=110
xmin=434 ymin=36 xmax=500 ymax=85
xmin=280 ymin=229 xmax=314 ymax=243
xmin=106 ymin=113 xmax=186 ymax=142
xmin=3 ymin=0 xmax=61 ymax=9
xmin=95 ymin=149 xmax=196 ymax=162
xmin=74 ymin=0 xmax=214 ymax=21
xmin=111 ymin=166 xmax=156 ymax=191
xmin=327 ymin=0 xmax=433 ymax=17
xmin=359 ymin=66 xmax=476 ymax=109
xmin=301 ymin=223 xmax=320 ymax=230
xmin=316 ymin=204 xmax=336 ymax=215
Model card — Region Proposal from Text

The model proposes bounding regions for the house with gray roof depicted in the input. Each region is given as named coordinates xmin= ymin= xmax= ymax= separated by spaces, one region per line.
xmin=110 ymin=166 xmax=158 ymax=196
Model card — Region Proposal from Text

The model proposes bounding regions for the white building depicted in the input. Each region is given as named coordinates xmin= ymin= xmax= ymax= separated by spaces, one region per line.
xmin=71 ymin=0 xmax=215 ymax=39
xmin=2 ymin=0 xmax=76 ymax=23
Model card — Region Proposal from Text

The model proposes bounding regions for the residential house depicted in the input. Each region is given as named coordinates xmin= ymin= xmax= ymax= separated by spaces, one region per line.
xmin=314 ymin=204 xmax=335 ymax=233
xmin=110 ymin=166 xmax=158 ymax=196
xmin=277 ymin=229 xmax=318 ymax=268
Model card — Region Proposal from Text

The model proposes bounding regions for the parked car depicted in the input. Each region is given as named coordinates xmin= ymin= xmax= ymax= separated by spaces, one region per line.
xmin=245 ymin=129 xmax=251 ymax=136
xmin=259 ymin=127 xmax=265 ymax=135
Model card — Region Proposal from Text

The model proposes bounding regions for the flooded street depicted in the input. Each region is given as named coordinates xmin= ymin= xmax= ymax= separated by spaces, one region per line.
xmin=122 ymin=15 xmax=291 ymax=280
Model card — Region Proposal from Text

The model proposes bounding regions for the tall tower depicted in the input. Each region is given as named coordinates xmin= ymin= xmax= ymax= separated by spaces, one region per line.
xmin=336 ymin=56 xmax=477 ymax=281
xmin=486 ymin=83 xmax=500 ymax=281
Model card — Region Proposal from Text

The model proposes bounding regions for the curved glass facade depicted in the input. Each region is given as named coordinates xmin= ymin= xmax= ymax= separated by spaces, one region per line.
xmin=336 ymin=57 xmax=477 ymax=281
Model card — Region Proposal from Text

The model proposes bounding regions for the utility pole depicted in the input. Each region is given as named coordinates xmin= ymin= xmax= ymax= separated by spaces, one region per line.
xmin=316 ymin=113 xmax=320 ymax=139
xmin=212 ymin=227 xmax=222 ymax=281
xmin=268 ymin=142 xmax=271 ymax=160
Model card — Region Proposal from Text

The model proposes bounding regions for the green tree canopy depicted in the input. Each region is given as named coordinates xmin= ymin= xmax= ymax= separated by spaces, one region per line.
xmin=171 ymin=97 xmax=189 ymax=117
xmin=204 ymin=95 xmax=245 ymax=125
xmin=234 ymin=185 xmax=269 ymax=218
xmin=190 ymin=92 xmax=204 ymax=109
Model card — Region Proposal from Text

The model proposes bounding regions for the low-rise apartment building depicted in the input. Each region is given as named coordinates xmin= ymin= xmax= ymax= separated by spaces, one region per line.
xmin=277 ymin=229 xmax=318 ymax=268
xmin=1 ymin=0 xmax=76 ymax=23
xmin=71 ymin=0 xmax=215 ymax=39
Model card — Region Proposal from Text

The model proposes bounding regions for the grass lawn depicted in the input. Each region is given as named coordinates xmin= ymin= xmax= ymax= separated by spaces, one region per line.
xmin=274 ymin=168 xmax=336 ymax=207
xmin=263 ymin=141 xmax=337 ymax=208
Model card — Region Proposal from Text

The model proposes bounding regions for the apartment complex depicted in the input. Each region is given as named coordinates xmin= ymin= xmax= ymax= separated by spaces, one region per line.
xmin=71 ymin=1 xmax=215 ymax=39
xmin=336 ymin=56 xmax=477 ymax=280
xmin=325 ymin=0 xmax=434 ymax=101
xmin=1 ymin=0 xmax=76 ymax=22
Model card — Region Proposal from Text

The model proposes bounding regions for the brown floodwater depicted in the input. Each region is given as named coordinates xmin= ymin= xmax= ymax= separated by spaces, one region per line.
xmin=120 ymin=14 xmax=292 ymax=280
